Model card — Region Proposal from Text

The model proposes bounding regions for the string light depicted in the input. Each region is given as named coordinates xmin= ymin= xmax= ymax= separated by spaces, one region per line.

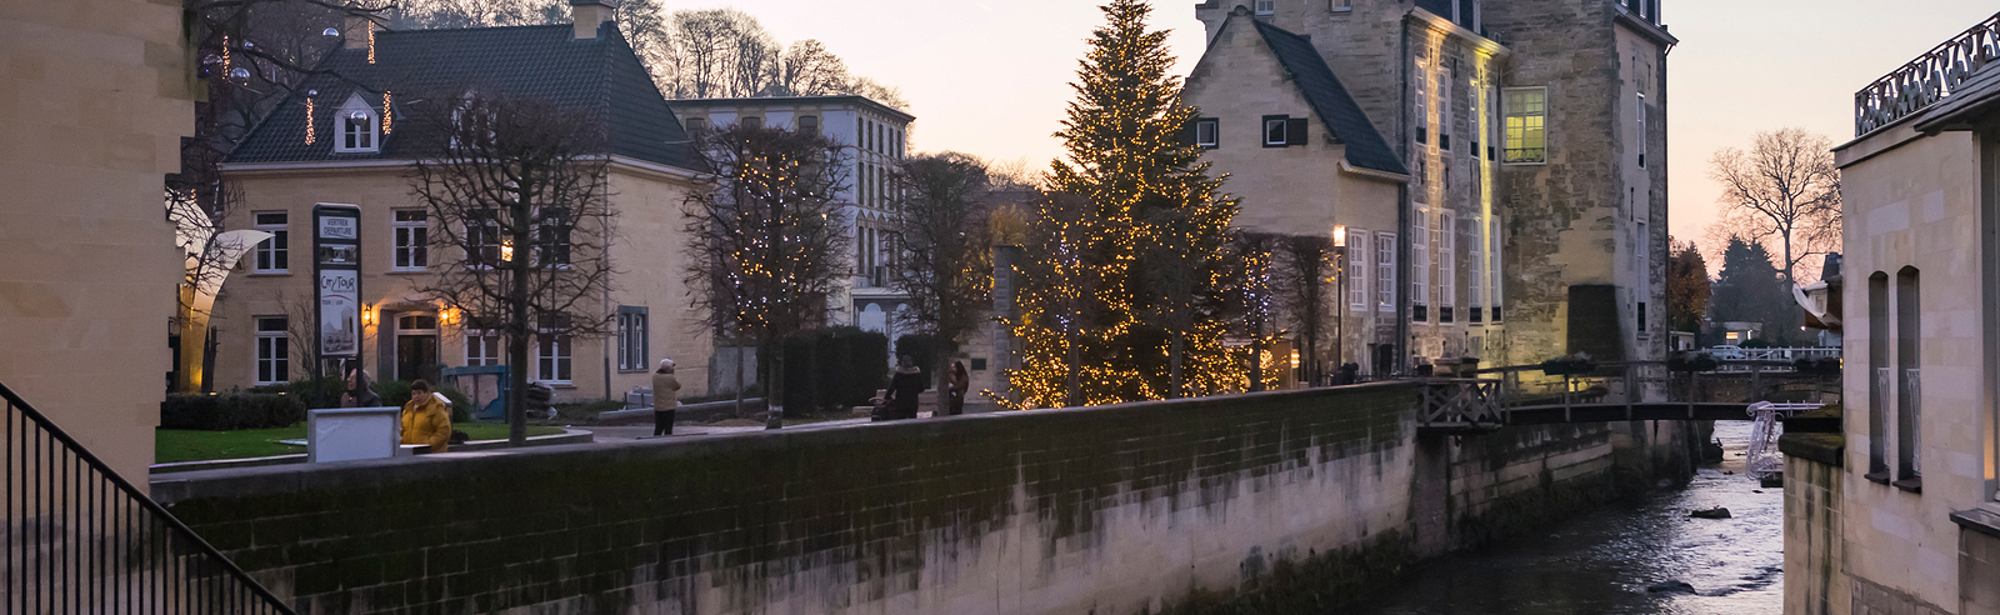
xmin=381 ymin=90 xmax=393 ymax=135
xmin=367 ymin=26 xmax=376 ymax=64
xmin=304 ymin=96 xmax=316 ymax=144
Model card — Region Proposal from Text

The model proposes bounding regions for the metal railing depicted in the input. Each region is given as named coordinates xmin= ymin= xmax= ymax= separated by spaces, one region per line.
xmin=1416 ymin=359 xmax=1843 ymax=429
xmin=1853 ymin=11 xmax=2000 ymax=136
xmin=3 ymin=381 xmax=295 ymax=613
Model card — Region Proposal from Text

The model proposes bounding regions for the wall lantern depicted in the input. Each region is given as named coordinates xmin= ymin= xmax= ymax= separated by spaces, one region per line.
xmin=1331 ymin=225 xmax=1347 ymax=248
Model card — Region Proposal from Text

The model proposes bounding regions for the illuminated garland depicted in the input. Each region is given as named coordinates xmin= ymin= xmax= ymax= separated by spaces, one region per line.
xmin=1001 ymin=0 xmax=1242 ymax=409
xmin=382 ymin=90 xmax=393 ymax=135
xmin=304 ymin=96 xmax=316 ymax=144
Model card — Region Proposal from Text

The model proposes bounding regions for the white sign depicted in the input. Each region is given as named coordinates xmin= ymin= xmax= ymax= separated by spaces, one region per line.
xmin=308 ymin=407 xmax=403 ymax=463
xmin=319 ymin=269 xmax=360 ymax=356
xmin=319 ymin=215 xmax=357 ymax=240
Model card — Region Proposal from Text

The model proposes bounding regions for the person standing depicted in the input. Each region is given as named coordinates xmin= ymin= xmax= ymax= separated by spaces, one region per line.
xmin=882 ymin=355 xmax=928 ymax=420
xmin=652 ymin=358 xmax=681 ymax=436
xmin=344 ymin=360 xmax=380 ymax=407
xmin=400 ymin=379 xmax=452 ymax=452
xmin=946 ymin=360 xmax=969 ymax=416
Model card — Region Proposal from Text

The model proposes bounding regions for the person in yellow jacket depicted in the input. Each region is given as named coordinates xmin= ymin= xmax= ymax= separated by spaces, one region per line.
xmin=401 ymin=379 xmax=452 ymax=453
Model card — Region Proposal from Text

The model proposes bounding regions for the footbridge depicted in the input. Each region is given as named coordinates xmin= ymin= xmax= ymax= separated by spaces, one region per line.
xmin=1417 ymin=359 xmax=1840 ymax=433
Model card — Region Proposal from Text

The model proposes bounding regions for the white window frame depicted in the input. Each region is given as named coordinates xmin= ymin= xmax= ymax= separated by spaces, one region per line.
xmin=465 ymin=210 xmax=502 ymax=269
xmin=465 ymin=329 xmax=503 ymax=367
xmin=1503 ymin=87 xmax=1548 ymax=164
xmin=1348 ymin=229 xmax=1370 ymax=309
xmin=1377 ymin=232 xmax=1397 ymax=312
xmin=254 ymin=316 xmax=289 ymax=385
xmin=1411 ymin=208 xmax=1430 ymax=309
xmin=1470 ymin=217 xmax=1485 ymax=312
xmin=534 ymin=207 xmax=572 ymax=269
xmin=391 ymin=208 xmax=428 ymax=271
xmin=1330 ymin=0 xmax=1352 ymax=11
xmin=1195 ymin=118 xmax=1219 ymax=149
xmin=617 ymin=306 xmax=649 ymax=372
xmin=1490 ymin=218 xmax=1504 ymax=320
xmin=1441 ymin=211 xmax=1456 ymax=309
xmin=536 ymin=331 xmax=573 ymax=384
xmin=1255 ymin=0 xmax=1275 ymax=15
xmin=1264 ymin=116 xmax=1289 ymax=147
xmin=252 ymin=211 xmax=289 ymax=274
xmin=334 ymin=94 xmax=380 ymax=154
xmin=1637 ymin=92 xmax=1648 ymax=168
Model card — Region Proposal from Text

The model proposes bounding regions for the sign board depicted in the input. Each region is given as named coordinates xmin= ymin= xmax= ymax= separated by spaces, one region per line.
xmin=307 ymin=407 xmax=403 ymax=463
xmin=314 ymin=204 xmax=363 ymax=360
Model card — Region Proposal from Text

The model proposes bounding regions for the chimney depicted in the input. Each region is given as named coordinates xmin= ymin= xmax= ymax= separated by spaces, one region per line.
xmin=571 ymin=0 xmax=620 ymax=40
xmin=342 ymin=13 xmax=384 ymax=51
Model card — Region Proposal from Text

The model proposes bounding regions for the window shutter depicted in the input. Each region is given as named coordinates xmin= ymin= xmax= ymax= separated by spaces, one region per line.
xmin=1178 ymin=120 xmax=1198 ymax=147
xmin=1286 ymin=118 xmax=1308 ymax=146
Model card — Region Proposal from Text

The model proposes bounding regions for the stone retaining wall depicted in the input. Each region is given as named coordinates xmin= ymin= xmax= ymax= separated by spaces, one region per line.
xmin=153 ymin=383 xmax=1689 ymax=615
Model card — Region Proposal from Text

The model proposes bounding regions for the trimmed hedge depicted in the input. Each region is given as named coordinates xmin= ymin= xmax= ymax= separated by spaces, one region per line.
xmin=160 ymin=393 xmax=304 ymax=431
xmin=782 ymin=326 xmax=890 ymax=415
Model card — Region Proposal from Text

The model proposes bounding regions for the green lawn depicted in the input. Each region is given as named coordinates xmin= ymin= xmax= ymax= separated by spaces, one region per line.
xmin=155 ymin=423 xmax=564 ymax=464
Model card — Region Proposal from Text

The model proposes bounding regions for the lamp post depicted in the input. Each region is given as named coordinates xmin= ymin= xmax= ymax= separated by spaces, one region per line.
xmin=1332 ymin=225 xmax=1347 ymax=385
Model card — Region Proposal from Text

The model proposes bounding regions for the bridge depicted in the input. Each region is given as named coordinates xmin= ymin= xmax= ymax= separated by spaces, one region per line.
xmin=1417 ymin=359 xmax=1840 ymax=433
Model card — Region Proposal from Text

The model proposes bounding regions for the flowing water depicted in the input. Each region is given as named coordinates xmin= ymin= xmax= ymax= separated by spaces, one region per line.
xmin=1348 ymin=421 xmax=1785 ymax=615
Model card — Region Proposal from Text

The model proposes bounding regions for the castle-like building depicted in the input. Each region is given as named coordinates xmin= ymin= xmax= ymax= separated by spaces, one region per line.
xmin=1185 ymin=0 xmax=1671 ymax=374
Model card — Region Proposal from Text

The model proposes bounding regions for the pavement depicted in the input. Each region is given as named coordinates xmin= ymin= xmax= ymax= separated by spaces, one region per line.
xmin=583 ymin=415 xmax=890 ymax=442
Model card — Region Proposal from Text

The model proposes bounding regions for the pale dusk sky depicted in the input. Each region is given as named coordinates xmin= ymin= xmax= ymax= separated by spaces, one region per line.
xmin=716 ymin=0 xmax=1997 ymax=247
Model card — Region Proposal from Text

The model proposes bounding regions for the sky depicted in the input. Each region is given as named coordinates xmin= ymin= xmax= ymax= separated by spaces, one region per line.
xmin=718 ymin=0 xmax=1998 ymax=247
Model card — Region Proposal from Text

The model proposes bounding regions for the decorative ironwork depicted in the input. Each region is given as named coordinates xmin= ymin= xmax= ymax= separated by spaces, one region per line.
xmin=1418 ymin=379 xmax=1505 ymax=430
xmin=3 ymin=381 xmax=295 ymax=613
xmin=1854 ymin=12 xmax=2000 ymax=136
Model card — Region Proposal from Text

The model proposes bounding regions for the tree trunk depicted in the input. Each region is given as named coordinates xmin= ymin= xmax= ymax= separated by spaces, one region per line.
xmin=1064 ymin=331 xmax=1080 ymax=408
xmin=764 ymin=336 xmax=783 ymax=429
xmin=1168 ymin=332 xmax=1184 ymax=399
xmin=733 ymin=343 xmax=746 ymax=417
xmin=508 ymin=189 xmax=532 ymax=446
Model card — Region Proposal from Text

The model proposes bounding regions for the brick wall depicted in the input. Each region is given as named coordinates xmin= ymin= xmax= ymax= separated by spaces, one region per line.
xmin=154 ymin=384 xmax=1685 ymax=614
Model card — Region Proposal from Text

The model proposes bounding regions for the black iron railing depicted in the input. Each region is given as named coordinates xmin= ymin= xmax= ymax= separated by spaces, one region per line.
xmin=3 ymin=381 xmax=294 ymax=613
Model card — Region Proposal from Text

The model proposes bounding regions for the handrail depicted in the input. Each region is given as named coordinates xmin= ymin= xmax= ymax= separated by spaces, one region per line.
xmin=3 ymin=380 xmax=296 ymax=613
xmin=1853 ymin=11 xmax=2000 ymax=136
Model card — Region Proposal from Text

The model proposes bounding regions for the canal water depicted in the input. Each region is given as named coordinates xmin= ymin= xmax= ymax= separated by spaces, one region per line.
xmin=1349 ymin=421 xmax=1784 ymax=615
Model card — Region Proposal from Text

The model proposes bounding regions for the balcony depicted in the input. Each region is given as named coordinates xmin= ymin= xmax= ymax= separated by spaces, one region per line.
xmin=1853 ymin=12 xmax=2000 ymax=136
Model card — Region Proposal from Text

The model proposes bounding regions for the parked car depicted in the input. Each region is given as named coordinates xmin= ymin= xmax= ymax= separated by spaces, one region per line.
xmin=1706 ymin=345 xmax=1747 ymax=360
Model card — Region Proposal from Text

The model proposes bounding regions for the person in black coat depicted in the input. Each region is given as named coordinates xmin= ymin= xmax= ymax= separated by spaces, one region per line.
xmin=882 ymin=354 xmax=928 ymax=420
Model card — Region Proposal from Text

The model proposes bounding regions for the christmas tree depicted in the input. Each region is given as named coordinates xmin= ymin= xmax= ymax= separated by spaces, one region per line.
xmin=1005 ymin=0 xmax=1240 ymax=408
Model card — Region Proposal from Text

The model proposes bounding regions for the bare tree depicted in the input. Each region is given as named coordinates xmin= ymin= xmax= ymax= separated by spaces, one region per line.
xmin=1707 ymin=128 xmax=1842 ymax=285
xmin=662 ymin=8 xmax=773 ymax=99
xmin=1274 ymin=234 xmax=1332 ymax=385
xmin=682 ymin=123 xmax=850 ymax=427
xmin=408 ymin=92 xmax=618 ymax=445
xmin=774 ymin=39 xmax=849 ymax=97
xmin=888 ymin=152 xmax=994 ymax=394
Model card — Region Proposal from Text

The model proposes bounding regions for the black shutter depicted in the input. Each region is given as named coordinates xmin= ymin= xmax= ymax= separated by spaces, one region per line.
xmin=1178 ymin=120 xmax=1197 ymax=147
xmin=1286 ymin=118 xmax=1308 ymax=146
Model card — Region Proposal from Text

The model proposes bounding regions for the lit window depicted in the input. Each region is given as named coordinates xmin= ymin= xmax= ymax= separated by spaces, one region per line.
xmin=1195 ymin=118 xmax=1219 ymax=149
xmin=1504 ymin=87 xmax=1547 ymax=164
xmin=1255 ymin=0 xmax=1275 ymax=15
xmin=392 ymin=209 xmax=427 ymax=271
xmin=253 ymin=211 xmax=289 ymax=274
xmin=255 ymin=316 xmax=289 ymax=385
xmin=617 ymin=306 xmax=649 ymax=372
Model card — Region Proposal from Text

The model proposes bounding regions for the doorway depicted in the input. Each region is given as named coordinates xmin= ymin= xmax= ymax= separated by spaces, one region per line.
xmin=396 ymin=313 xmax=440 ymax=382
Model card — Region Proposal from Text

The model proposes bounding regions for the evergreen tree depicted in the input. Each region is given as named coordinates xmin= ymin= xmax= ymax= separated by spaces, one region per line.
xmin=1005 ymin=0 xmax=1240 ymax=408
xmin=1710 ymin=236 xmax=1801 ymax=344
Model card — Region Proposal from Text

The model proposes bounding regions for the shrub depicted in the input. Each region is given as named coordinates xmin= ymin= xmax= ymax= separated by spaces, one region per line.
xmin=160 ymin=392 xmax=304 ymax=431
xmin=894 ymin=333 xmax=941 ymax=381
xmin=781 ymin=326 xmax=890 ymax=415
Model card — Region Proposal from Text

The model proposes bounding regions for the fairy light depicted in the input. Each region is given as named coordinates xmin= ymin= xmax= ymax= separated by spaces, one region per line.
xmin=381 ymin=90 xmax=393 ymax=135
xmin=366 ymin=26 xmax=376 ymax=64
xmin=304 ymin=96 xmax=316 ymax=144
xmin=220 ymin=35 xmax=230 ymax=73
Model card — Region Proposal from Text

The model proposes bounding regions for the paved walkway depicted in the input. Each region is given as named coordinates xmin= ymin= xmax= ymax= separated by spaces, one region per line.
xmin=586 ymin=415 xmax=913 ymax=442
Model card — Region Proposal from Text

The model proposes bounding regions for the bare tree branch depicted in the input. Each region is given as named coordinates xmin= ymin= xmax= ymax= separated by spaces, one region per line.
xmin=1706 ymin=128 xmax=1842 ymax=285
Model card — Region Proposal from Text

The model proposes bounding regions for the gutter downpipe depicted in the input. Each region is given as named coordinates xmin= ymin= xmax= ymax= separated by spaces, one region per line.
xmin=1396 ymin=15 xmax=1412 ymax=377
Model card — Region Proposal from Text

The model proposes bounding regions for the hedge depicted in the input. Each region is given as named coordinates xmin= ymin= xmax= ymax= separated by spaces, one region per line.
xmin=160 ymin=393 xmax=304 ymax=431
xmin=781 ymin=326 xmax=890 ymax=415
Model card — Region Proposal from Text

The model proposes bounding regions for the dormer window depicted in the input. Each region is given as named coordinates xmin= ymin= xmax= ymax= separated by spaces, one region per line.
xmin=1255 ymin=0 xmax=1276 ymax=15
xmin=334 ymin=94 xmax=380 ymax=154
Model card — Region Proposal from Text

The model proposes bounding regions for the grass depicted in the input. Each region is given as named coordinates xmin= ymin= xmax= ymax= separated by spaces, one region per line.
xmin=155 ymin=422 xmax=565 ymax=464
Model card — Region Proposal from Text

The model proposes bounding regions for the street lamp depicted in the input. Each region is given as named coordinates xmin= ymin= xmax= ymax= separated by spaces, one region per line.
xmin=1331 ymin=225 xmax=1347 ymax=386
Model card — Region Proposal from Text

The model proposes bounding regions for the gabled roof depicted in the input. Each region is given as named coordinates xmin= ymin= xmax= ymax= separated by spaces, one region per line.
xmin=228 ymin=23 xmax=701 ymax=171
xmin=1250 ymin=20 xmax=1407 ymax=176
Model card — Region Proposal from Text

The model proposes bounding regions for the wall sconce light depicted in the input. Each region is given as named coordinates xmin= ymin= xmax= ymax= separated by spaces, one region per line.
xmin=1331 ymin=225 xmax=1347 ymax=248
xmin=440 ymin=307 xmax=461 ymax=326
xmin=362 ymin=304 xmax=376 ymax=326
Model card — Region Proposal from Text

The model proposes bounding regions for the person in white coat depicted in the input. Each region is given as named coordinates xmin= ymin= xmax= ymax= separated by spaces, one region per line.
xmin=652 ymin=358 xmax=681 ymax=436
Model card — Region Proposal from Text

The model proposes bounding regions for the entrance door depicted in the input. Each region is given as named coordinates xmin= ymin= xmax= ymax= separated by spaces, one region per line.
xmin=396 ymin=313 xmax=440 ymax=382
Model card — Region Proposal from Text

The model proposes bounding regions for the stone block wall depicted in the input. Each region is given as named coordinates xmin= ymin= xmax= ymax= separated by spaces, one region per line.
xmin=154 ymin=384 xmax=1686 ymax=614
xmin=1785 ymin=450 xmax=1850 ymax=615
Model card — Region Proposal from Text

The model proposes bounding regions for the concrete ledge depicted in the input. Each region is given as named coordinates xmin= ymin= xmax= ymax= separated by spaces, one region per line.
xmin=598 ymin=398 xmax=766 ymax=425
xmin=1778 ymin=432 xmax=1845 ymax=467
xmin=148 ymin=428 xmax=593 ymax=476
xmin=1951 ymin=508 xmax=2000 ymax=540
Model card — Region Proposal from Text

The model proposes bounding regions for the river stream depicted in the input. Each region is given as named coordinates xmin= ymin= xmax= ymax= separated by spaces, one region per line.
xmin=1348 ymin=421 xmax=1784 ymax=615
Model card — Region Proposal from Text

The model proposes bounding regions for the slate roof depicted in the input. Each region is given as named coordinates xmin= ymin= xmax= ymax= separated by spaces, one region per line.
xmin=1913 ymin=61 xmax=2000 ymax=134
xmin=228 ymin=23 xmax=701 ymax=171
xmin=1251 ymin=20 xmax=1408 ymax=176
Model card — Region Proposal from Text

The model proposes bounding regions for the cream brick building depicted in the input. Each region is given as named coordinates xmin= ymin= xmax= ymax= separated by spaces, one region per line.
xmin=1788 ymin=12 xmax=2000 ymax=614
xmin=211 ymin=2 xmax=713 ymax=403
xmin=1188 ymin=0 xmax=1671 ymax=374
xmin=0 ymin=0 xmax=195 ymax=481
